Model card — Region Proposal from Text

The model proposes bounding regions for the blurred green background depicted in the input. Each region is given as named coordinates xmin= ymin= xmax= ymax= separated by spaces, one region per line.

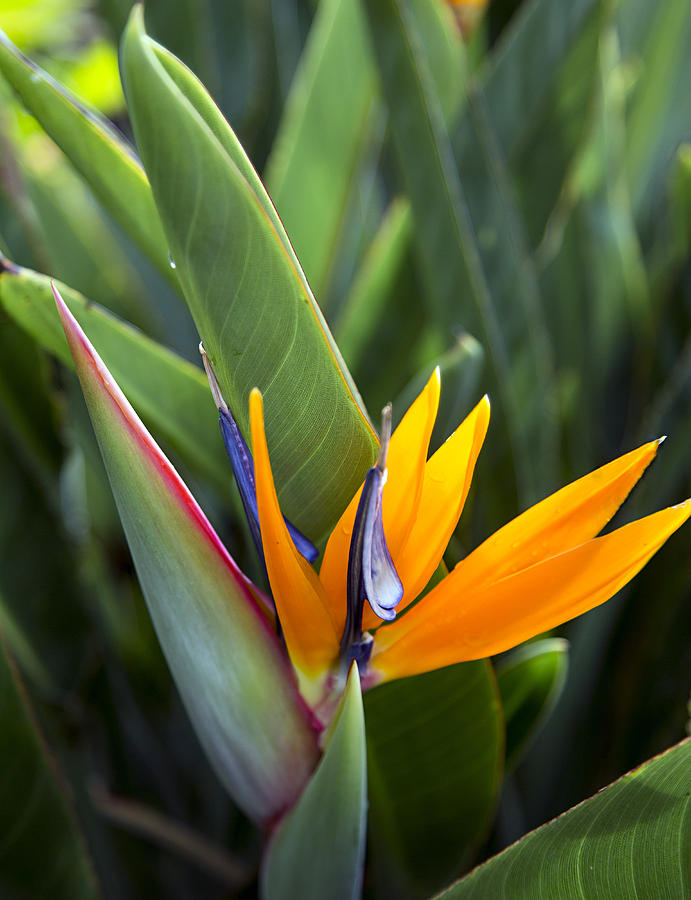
xmin=0 ymin=0 xmax=689 ymax=897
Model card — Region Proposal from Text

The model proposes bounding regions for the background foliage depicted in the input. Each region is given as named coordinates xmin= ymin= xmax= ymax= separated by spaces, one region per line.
xmin=0 ymin=0 xmax=689 ymax=897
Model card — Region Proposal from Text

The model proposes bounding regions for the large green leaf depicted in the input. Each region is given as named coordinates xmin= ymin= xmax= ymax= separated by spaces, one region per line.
xmin=54 ymin=286 xmax=320 ymax=824
xmin=0 ymin=29 xmax=172 ymax=281
xmin=120 ymin=7 xmax=378 ymax=540
xmin=265 ymin=0 xmax=377 ymax=303
xmin=365 ymin=661 xmax=503 ymax=898
xmin=496 ymin=638 xmax=569 ymax=772
xmin=0 ymin=259 xmax=232 ymax=493
xmin=440 ymin=739 xmax=691 ymax=898
xmin=261 ymin=664 xmax=367 ymax=900
xmin=0 ymin=637 xmax=98 ymax=899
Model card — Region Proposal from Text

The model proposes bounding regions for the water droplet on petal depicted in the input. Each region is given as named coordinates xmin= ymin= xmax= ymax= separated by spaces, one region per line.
xmin=168 ymin=252 xmax=176 ymax=269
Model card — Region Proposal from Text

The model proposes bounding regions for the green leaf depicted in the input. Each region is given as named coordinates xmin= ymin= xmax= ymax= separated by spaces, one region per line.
xmin=482 ymin=0 xmax=609 ymax=247
xmin=439 ymin=739 xmax=691 ymax=898
xmin=0 ymin=636 xmax=98 ymax=899
xmin=0 ymin=361 xmax=92 ymax=689
xmin=335 ymin=197 xmax=414 ymax=369
xmin=0 ymin=30 xmax=173 ymax=281
xmin=365 ymin=661 xmax=503 ymax=898
xmin=363 ymin=0 xmax=557 ymax=505
xmin=55 ymin=287 xmax=320 ymax=823
xmin=120 ymin=7 xmax=378 ymax=540
xmin=496 ymin=638 xmax=569 ymax=772
xmin=0 ymin=312 xmax=61 ymax=485
xmin=265 ymin=0 xmax=377 ymax=302
xmin=261 ymin=664 xmax=367 ymax=900
xmin=0 ymin=259 xmax=233 ymax=492
xmin=620 ymin=0 xmax=691 ymax=223
xmin=0 ymin=587 xmax=49 ymax=688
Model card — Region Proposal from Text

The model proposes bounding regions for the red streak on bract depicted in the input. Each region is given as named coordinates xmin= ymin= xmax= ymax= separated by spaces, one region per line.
xmin=51 ymin=284 xmax=310 ymax=700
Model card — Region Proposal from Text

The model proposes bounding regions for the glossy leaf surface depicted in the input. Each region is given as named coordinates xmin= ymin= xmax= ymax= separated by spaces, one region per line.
xmin=55 ymin=287 xmax=319 ymax=824
xmin=440 ymin=739 xmax=691 ymax=899
xmin=121 ymin=7 xmax=378 ymax=539
xmin=261 ymin=665 xmax=367 ymax=900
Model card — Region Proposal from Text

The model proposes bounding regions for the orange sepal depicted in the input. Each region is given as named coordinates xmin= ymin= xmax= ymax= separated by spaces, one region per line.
xmin=250 ymin=389 xmax=339 ymax=679
xmin=362 ymin=395 xmax=490 ymax=630
xmin=372 ymin=501 xmax=691 ymax=681
xmin=319 ymin=368 xmax=440 ymax=630
xmin=446 ymin=438 xmax=665 ymax=594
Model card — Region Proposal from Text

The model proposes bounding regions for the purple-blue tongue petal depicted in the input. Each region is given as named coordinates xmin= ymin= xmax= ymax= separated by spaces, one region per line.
xmin=341 ymin=405 xmax=403 ymax=666
xmin=203 ymin=346 xmax=318 ymax=565
xmin=360 ymin=468 xmax=403 ymax=621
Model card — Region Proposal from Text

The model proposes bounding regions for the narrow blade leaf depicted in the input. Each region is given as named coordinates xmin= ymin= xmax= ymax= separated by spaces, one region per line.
xmin=265 ymin=0 xmax=377 ymax=301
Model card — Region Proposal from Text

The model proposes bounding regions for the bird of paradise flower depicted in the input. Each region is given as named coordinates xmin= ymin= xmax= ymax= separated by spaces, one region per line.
xmin=54 ymin=284 xmax=689 ymax=824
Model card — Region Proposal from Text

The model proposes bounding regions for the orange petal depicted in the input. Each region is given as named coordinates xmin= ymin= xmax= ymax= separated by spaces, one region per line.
xmin=383 ymin=367 xmax=441 ymax=555
xmin=319 ymin=368 xmax=440 ymax=629
xmin=445 ymin=439 xmax=665 ymax=593
xmin=250 ymin=390 xmax=339 ymax=680
xmin=372 ymin=501 xmax=691 ymax=681
xmin=362 ymin=395 xmax=490 ymax=630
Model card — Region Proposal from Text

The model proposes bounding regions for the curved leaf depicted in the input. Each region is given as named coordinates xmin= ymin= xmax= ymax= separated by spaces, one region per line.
xmin=365 ymin=660 xmax=503 ymax=898
xmin=496 ymin=638 xmax=569 ymax=772
xmin=261 ymin=664 xmax=367 ymax=900
xmin=120 ymin=7 xmax=378 ymax=540
xmin=54 ymin=286 xmax=319 ymax=824
xmin=0 ymin=30 xmax=172 ymax=281
xmin=440 ymin=739 xmax=691 ymax=898
xmin=0 ymin=637 xmax=98 ymax=899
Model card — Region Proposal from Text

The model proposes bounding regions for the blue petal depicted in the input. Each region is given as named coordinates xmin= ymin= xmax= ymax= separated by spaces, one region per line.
xmin=219 ymin=409 xmax=319 ymax=565
xmin=202 ymin=344 xmax=318 ymax=565
xmin=361 ymin=469 xmax=404 ymax=620
xmin=341 ymin=461 xmax=403 ymax=665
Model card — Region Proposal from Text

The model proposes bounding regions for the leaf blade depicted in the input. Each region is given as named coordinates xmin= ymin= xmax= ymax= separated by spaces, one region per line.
xmin=0 ymin=30 xmax=172 ymax=281
xmin=120 ymin=7 xmax=378 ymax=539
xmin=439 ymin=739 xmax=691 ymax=898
